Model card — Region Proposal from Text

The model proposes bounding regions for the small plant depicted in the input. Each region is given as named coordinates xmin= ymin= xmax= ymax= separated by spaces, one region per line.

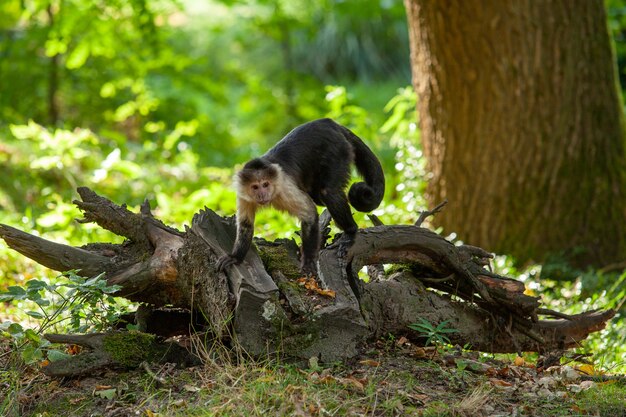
xmin=408 ymin=318 xmax=459 ymax=347
xmin=0 ymin=270 xmax=125 ymax=364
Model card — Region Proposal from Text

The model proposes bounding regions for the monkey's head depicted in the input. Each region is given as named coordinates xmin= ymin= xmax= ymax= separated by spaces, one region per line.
xmin=237 ymin=158 xmax=279 ymax=205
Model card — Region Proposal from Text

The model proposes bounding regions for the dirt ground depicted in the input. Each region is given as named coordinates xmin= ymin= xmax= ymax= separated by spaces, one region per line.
xmin=3 ymin=336 xmax=623 ymax=417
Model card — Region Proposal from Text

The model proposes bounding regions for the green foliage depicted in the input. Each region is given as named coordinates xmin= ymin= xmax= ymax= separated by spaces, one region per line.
xmin=492 ymin=256 xmax=626 ymax=373
xmin=408 ymin=318 xmax=459 ymax=347
xmin=287 ymin=0 xmax=410 ymax=82
xmin=0 ymin=270 xmax=125 ymax=364
xmin=0 ymin=0 xmax=623 ymax=386
xmin=0 ymin=0 xmax=410 ymax=172
xmin=573 ymin=381 xmax=626 ymax=415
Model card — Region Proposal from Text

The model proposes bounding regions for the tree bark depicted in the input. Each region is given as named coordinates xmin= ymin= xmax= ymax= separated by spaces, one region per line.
xmin=46 ymin=2 xmax=60 ymax=126
xmin=0 ymin=187 xmax=614 ymax=376
xmin=404 ymin=0 xmax=626 ymax=267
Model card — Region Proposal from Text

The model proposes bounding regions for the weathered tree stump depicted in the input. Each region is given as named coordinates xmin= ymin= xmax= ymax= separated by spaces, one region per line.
xmin=0 ymin=187 xmax=614 ymax=377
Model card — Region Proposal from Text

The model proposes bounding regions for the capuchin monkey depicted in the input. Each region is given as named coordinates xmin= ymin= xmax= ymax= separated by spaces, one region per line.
xmin=216 ymin=118 xmax=385 ymax=276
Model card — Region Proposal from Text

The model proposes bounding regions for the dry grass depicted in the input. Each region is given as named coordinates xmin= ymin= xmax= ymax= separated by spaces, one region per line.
xmin=2 ymin=335 xmax=625 ymax=417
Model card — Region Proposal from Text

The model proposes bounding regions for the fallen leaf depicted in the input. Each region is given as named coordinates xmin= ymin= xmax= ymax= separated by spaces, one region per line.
xmin=183 ymin=384 xmax=202 ymax=393
xmin=67 ymin=344 xmax=82 ymax=355
xmin=514 ymin=356 xmax=525 ymax=367
xmin=579 ymin=380 xmax=595 ymax=390
xmin=317 ymin=288 xmax=336 ymax=298
xmin=412 ymin=347 xmax=427 ymax=358
xmin=489 ymin=378 xmax=513 ymax=387
xmin=285 ymin=384 xmax=303 ymax=394
xmin=537 ymin=376 xmax=557 ymax=388
xmin=171 ymin=399 xmax=187 ymax=407
xmin=339 ymin=377 xmax=365 ymax=391
xmin=297 ymin=277 xmax=336 ymax=297
xmin=359 ymin=359 xmax=380 ymax=367
xmin=561 ymin=366 xmax=580 ymax=382
xmin=576 ymin=364 xmax=598 ymax=376
xmin=318 ymin=375 xmax=336 ymax=384
xmin=396 ymin=336 xmax=409 ymax=346
xmin=398 ymin=389 xmax=429 ymax=403
xmin=94 ymin=388 xmax=116 ymax=400
xmin=567 ymin=384 xmax=583 ymax=393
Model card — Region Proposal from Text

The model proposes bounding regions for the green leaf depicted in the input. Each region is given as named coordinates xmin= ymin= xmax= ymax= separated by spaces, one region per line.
xmin=66 ymin=42 xmax=91 ymax=69
xmin=94 ymin=388 xmax=117 ymax=399
xmin=21 ymin=345 xmax=44 ymax=364
xmin=26 ymin=279 xmax=47 ymax=290
xmin=44 ymin=38 xmax=68 ymax=57
xmin=24 ymin=329 xmax=42 ymax=343
xmin=35 ymin=298 xmax=51 ymax=307
xmin=47 ymin=349 xmax=72 ymax=362
xmin=4 ymin=286 xmax=27 ymax=300
xmin=5 ymin=322 xmax=24 ymax=336
xmin=82 ymin=276 xmax=99 ymax=287
xmin=26 ymin=311 xmax=45 ymax=319
xmin=0 ymin=294 xmax=14 ymax=302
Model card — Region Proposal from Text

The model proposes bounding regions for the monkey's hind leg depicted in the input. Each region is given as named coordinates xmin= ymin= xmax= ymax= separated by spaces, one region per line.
xmin=299 ymin=214 xmax=320 ymax=276
xmin=321 ymin=188 xmax=364 ymax=297
xmin=321 ymin=189 xmax=358 ymax=258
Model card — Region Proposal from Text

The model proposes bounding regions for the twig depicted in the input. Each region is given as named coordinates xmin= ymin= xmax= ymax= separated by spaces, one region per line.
xmin=536 ymin=308 xmax=574 ymax=320
xmin=415 ymin=199 xmax=448 ymax=227
xmin=598 ymin=260 xmax=626 ymax=274
xmin=367 ymin=214 xmax=384 ymax=226
xmin=141 ymin=361 xmax=167 ymax=385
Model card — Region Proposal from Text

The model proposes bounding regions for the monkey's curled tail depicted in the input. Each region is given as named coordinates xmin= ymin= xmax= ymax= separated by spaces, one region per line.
xmin=343 ymin=127 xmax=385 ymax=212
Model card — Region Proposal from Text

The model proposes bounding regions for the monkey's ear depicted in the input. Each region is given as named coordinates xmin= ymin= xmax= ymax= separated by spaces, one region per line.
xmin=243 ymin=158 xmax=268 ymax=171
xmin=237 ymin=169 xmax=254 ymax=184
xmin=265 ymin=164 xmax=279 ymax=179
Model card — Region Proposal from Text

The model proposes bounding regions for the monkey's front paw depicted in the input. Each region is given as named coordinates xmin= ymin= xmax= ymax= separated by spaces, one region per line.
xmin=337 ymin=233 xmax=355 ymax=258
xmin=300 ymin=261 xmax=318 ymax=277
xmin=216 ymin=255 xmax=238 ymax=272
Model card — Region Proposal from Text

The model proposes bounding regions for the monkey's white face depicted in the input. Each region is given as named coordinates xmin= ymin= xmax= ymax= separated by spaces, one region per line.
xmin=248 ymin=180 xmax=275 ymax=205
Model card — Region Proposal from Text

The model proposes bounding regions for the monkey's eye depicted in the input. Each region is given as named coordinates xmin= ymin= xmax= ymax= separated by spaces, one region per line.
xmin=262 ymin=182 xmax=269 ymax=188
xmin=252 ymin=185 xmax=259 ymax=190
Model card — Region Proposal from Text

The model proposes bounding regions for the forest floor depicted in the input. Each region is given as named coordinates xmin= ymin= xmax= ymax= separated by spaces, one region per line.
xmin=2 ymin=337 xmax=625 ymax=417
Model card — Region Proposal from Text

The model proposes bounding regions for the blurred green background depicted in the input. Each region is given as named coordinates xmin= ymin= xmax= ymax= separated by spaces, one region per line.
xmin=0 ymin=0 xmax=624 ymax=370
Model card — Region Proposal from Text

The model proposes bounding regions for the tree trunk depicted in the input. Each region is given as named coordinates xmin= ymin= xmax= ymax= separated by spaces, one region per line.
xmin=46 ymin=3 xmax=60 ymax=126
xmin=0 ymin=187 xmax=614 ymax=377
xmin=404 ymin=0 xmax=626 ymax=267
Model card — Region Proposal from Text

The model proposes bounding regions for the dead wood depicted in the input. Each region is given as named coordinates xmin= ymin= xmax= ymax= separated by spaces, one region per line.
xmin=0 ymin=187 xmax=615 ymax=376
xmin=42 ymin=332 xmax=198 ymax=377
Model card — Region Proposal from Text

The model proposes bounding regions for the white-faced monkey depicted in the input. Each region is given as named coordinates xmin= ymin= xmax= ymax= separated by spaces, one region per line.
xmin=216 ymin=118 xmax=385 ymax=276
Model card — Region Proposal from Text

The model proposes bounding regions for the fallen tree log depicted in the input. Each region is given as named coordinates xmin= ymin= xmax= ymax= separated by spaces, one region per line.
xmin=0 ymin=187 xmax=615 ymax=377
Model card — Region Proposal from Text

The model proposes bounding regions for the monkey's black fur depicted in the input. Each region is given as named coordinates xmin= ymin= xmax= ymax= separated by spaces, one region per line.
xmin=265 ymin=118 xmax=384 ymax=213
xmin=217 ymin=118 xmax=385 ymax=276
